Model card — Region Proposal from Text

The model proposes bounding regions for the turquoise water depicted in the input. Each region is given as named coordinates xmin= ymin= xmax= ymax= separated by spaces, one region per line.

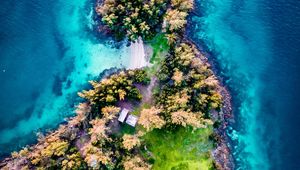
xmin=190 ymin=0 xmax=300 ymax=169
xmin=0 ymin=0 xmax=130 ymax=156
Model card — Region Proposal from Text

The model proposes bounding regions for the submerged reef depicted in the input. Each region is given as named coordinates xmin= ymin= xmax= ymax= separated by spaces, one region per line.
xmin=0 ymin=0 xmax=233 ymax=169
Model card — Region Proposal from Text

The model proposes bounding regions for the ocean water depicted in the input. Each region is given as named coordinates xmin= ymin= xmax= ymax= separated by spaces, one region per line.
xmin=0 ymin=0 xmax=130 ymax=157
xmin=190 ymin=0 xmax=300 ymax=169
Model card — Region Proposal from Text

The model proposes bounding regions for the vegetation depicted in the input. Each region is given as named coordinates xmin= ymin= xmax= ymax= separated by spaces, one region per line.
xmin=96 ymin=0 xmax=168 ymax=41
xmin=148 ymin=34 xmax=169 ymax=64
xmin=96 ymin=0 xmax=193 ymax=42
xmin=142 ymin=126 xmax=214 ymax=169
xmin=138 ymin=107 xmax=166 ymax=132
xmin=156 ymin=43 xmax=222 ymax=115
xmin=122 ymin=134 xmax=141 ymax=150
xmin=123 ymin=155 xmax=151 ymax=170
xmin=78 ymin=70 xmax=149 ymax=111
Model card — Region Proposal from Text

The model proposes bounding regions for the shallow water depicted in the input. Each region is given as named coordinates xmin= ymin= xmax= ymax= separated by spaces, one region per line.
xmin=190 ymin=0 xmax=300 ymax=169
xmin=0 ymin=0 xmax=130 ymax=157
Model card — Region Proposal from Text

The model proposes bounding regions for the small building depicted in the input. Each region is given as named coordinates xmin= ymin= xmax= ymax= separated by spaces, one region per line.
xmin=125 ymin=114 xmax=138 ymax=127
xmin=118 ymin=108 xmax=129 ymax=123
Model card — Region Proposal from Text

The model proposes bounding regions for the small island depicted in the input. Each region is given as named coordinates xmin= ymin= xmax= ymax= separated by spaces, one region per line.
xmin=0 ymin=0 xmax=233 ymax=169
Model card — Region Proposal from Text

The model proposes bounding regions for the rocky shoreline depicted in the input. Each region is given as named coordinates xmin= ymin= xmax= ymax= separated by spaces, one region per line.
xmin=184 ymin=36 xmax=235 ymax=169
xmin=212 ymin=86 xmax=234 ymax=170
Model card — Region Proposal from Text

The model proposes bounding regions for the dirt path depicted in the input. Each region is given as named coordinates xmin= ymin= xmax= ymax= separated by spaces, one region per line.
xmin=141 ymin=76 xmax=158 ymax=104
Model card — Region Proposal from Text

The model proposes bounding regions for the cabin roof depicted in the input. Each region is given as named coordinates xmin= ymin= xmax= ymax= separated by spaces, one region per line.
xmin=118 ymin=108 xmax=129 ymax=123
xmin=125 ymin=114 xmax=138 ymax=127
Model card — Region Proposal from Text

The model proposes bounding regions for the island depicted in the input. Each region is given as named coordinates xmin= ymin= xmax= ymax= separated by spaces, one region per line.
xmin=0 ymin=0 xmax=233 ymax=169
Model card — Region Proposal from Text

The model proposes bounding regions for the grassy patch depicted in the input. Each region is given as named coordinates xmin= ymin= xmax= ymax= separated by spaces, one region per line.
xmin=120 ymin=124 xmax=136 ymax=135
xmin=142 ymin=126 xmax=215 ymax=170
xmin=148 ymin=34 xmax=169 ymax=64
xmin=144 ymin=34 xmax=169 ymax=77
xmin=131 ymin=103 xmax=152 ymax=116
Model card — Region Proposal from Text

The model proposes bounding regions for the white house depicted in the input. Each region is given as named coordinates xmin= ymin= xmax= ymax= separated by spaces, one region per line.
xmin=118 ymin=108 xmax=129 ymax=123
xmin=117 ymin=108 xmax=138 ymax=127
xmin=125 ymin=114 xmax=138 ymax=127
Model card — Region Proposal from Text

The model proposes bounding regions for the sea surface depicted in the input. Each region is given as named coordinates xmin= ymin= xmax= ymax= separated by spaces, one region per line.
xmin=0 ymin=0 xmax=300 ymax=170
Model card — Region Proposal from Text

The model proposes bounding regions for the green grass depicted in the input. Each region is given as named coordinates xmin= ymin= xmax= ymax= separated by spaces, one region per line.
xmin=120 ymin=124 xmax=136 ymax=135
xmin=148 ymin=34 xmax=169 ymax=64
xmin=144 ymin=34 xmax=169 ymax=77
xmin=142 ymin=126 xmax=215 ymax=170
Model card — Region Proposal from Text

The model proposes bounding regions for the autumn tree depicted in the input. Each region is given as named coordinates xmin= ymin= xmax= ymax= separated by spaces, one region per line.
xmin=61 ymin=152 xmax=84 ymax=170
xmin=123 ymin=156 xmax=151 ymax=170
xmin=172 ymin=68 xmax=184 ymax=86
xmin=171 ymin=110 xmax=213 ymax=128
xmin=154 ymin=40 xmax=224 ymax=134
xmin=165 ymin=33 xmax=177 ymax=45
xmin=82 ymin=143 xmax=112 ymax=169
xmin=164 ymin=9 xmax=187 ymax=32
xmin=101 ymin=106 xmax=121 ymax=120
xmin=122 ymin=134 xmax=141 ymax=150
xmin=174 ymin=43 xmax=195 ymax=66
xmin=69 ymin=102 xmax=91 ymax=128
xmin=156 ymin=89 xmax=191 ymax=114
xmin=30 ymin=138 xmax=69 ymax=166
xmin=89 ymin=118 xmax=110 ymax=145
xmin=138 ymin=107 xmax=166 ymax=132
xmin=171 ymin=0 xmax=194 ymax=11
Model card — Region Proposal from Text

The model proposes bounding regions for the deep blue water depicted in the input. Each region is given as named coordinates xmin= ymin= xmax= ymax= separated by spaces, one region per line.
xmin=190 ymin=0 xmax=300 ymax=169
xmin=0 ymin=0 xmax=300 ymax=169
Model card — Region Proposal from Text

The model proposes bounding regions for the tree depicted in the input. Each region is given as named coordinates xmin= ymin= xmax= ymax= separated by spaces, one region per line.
xmin=138 ymin=107 xmax=166 ymax=132
xmin=209 ymin=92 xmax=222 ymax=109
xmin=162 ymin=90 xmax=190 ymax=112
xmin=122 ymin=134 xmax=141 ymax=150
xmin=171 ymin=110 xmax=202 ymax=128
xmin=171 ymin=110 xmax=213 ymax=129
xmin=204 ymin=75 xmax=219 ymax=87
xmin=172 ymin=68 xmax=184 ymax=86
xmin=89 ymin=119 xmax=109 ymax=144
xmin=123 ymin=156 xmax=151 ymax=170
xmin=61 ymin=152 xmax=84 ymax=170
xmin=78 ymin=70 xmax=144 ymax=107
xmin=30 ymin=138 xmax=69 ymax=166
xmin=101 ymin=106 xmax=121 ymax=120
xmin=82 ymin=143 xmax=112 ymax=169
xmin=69 ymin=103 xmax=90 ymax=127
xmin=41 ymin=140 xmax=69 ymax=158
xmin=174 ymin=43 xmax=195 ymax=66
xmin=118 ymin=89 xmax=127 ymax=100
xmin=171 ymin=0 xmax=194 ymax=11
xmin=164 ymin=9 xmax=187 ymax=31
xmin=165 ymin=33 xmax=177 ymax=45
